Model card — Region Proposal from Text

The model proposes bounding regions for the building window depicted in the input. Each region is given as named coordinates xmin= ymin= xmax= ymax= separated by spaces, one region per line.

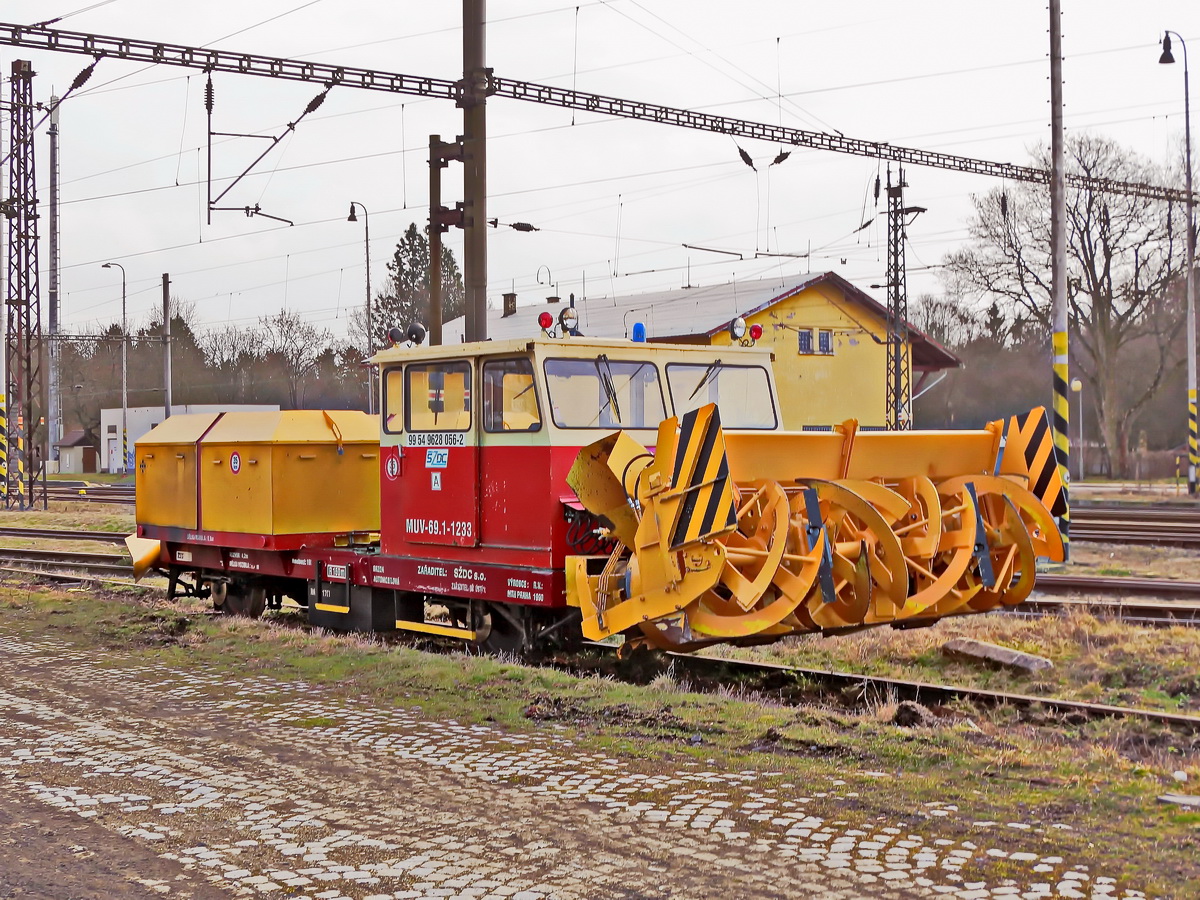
xmin=818 ymin=329 xmax=833 ymax=355
xmin=107 ymin=425 xmax=116 ymax=434
xmin=797 ymin=328 xmax=814 ymax=354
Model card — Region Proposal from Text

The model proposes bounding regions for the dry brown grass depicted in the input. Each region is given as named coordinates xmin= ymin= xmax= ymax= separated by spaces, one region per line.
xmin=0 ymin=501 xmax=134 ymax=533
xmin=1068 ymin=541 xmax=1200 ymax=580
xmin=725 ymin=608 xmax=1200 ymax=713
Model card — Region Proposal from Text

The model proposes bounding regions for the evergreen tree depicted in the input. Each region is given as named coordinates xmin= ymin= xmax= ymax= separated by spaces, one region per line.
xmin=369 ymin=223 xmax=465 ymax=347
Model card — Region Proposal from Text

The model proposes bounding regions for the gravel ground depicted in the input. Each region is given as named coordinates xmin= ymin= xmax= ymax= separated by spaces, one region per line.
xmin=0 ymin=634 xmax=1142 ymax=900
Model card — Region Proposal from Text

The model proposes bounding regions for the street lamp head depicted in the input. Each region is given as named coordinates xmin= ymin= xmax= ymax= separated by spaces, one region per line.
xmin=1160 ymin=33 xmax=1175 ymax=65
xmin=347 ymin=202 xmax=358 ymax=222
xmin=101 ymin=262 xmax=112 ymax=269
xmin=1070 ymin=377 xmax=1082 ymax=392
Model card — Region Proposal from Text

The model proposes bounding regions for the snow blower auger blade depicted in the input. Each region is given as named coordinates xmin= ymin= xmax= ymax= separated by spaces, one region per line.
xmin=565 ymin=404 xmax=1064 ymax=651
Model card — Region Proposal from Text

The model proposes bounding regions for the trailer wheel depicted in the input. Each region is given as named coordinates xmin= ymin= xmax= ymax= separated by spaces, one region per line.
xmin=221 ymin=581 xmax=267 ymax=619
xmin=479 ymin=603 xmax=529 ymax=655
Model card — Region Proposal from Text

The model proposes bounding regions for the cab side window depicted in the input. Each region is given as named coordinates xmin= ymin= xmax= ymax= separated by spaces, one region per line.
xmin=406 ymin=361 xmax=472 ymax=432
xmin=383 ymin=366 xmax=404 ymax=433
xmin=483 ymin=358 xmax=542 ymax=432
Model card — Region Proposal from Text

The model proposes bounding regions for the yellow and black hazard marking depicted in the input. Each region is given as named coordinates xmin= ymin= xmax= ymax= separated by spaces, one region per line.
xmin=1050 ymin=332 xmax=1071 ymax=555
xmin=1003 ymin=406 xmax=1067 ymax=518
xmin=0 ymin=390 xmax=7 ymax=484
xmin=667 ymin=405 xmax=738 ymax=550
xmin=1189 ymin=388 xmax=1198 ymax=494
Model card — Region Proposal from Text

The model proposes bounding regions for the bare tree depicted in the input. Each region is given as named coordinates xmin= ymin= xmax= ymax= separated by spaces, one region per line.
xmin=910 ymin=293 xmax=982 ymax=347
xmin=202 ymin=323 xmax=261 ymax=371
xmin=945 ymin=134 xmax=1188 ymax=475
xmin=257 ymin=310 xmax=331 ymax=408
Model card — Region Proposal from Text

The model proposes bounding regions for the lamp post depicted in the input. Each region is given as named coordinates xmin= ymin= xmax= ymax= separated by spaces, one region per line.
xmin=347 ymin=202 xmax=374 ymax=415
xmin=1161 ymin=31 xmax=1196 ymax=495
xmin=101 ymin=262 xmax=127 ymax=474
xmin=1070 ymin=378 xmax=1083 ymax=481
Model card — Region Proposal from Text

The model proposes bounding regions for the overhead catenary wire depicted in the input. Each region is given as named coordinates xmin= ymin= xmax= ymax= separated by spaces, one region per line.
xmin=9 ymin=11 xmax=1185 ymax=348
xmin=33 ymin=0 xmax=121 ymax=28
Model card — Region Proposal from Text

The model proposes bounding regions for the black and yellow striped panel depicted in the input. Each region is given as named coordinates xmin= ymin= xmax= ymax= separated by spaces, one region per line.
xmin=1189 ymin=388 xmax=1197 ymax=494
xmin=668 ymin=404 xmax=738 ymax=550
xmin=0 ymin=392 xmax=7 ymax=482
xmin=1005 ymin=406 xmax=1067 ymax=518
xmin=1050 ymin=334 xmax=1071 ymax=555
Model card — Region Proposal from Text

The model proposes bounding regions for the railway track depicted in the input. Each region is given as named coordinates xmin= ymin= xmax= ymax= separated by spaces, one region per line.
xmin=1072 ymin=503 xmax=1200 ymax=547
xmin=2 ymin=527 xmax=1198 ymax=620
xmin=0 ymin=526 xmax=129 ymax=543
xmin=1026 ymin=573 xmax=1200 ymax=624
xmin=657 ymin=651 xmax=1200 ymax=732
xmin=0 ymin=530 xmax=1193 ymax=730
xmin=1037 ymin=571 xmax=1200 ymax=597
xmin=0 ymin=544 xmax=135 ymax=580
xmin=45 ymin=484 xmax=134 ymax=505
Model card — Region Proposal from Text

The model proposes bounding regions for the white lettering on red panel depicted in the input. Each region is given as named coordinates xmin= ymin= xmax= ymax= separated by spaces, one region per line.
xmin=405 ymin=519 xmax=473 ymax=539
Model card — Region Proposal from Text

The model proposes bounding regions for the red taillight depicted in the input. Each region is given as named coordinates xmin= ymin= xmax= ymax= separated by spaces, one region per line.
xmin=538 ymin=311 xmax=554 ymax=330
xmin=749 ymin=323 xmax=763 ymax=341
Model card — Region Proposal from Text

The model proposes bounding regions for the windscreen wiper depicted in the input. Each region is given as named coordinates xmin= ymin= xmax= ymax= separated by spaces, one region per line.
xmin=595 ymin=354 xmax=622 ymax=423
xmin=688 ymin=358 xmax=723 ymax=401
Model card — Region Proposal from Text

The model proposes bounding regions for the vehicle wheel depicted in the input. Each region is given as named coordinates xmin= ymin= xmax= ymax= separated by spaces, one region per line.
xmin=222 ymin=582 xmax=267 ymax=619
xmin=479 ymin=603 xmax=528 ymax=655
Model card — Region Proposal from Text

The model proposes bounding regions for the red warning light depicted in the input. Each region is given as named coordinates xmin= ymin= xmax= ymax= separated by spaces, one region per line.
xmin=748 ymin=323 xmax=763 ymax=341
xmin=538 ymin=311 xmax=554 ymax=330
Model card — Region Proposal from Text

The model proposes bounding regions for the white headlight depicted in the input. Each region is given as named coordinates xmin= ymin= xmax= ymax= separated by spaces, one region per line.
xmin=729 ymin=316 xmax=747 ymax=340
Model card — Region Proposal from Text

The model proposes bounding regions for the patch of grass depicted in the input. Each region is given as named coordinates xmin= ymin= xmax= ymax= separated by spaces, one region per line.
xmin=290 ymin=716 xmax=337 ymax=729
xmin=0 ymin=502 xmax=134 ymax=533
xmin=720 ymin=608 xmax=1200 ymax=715
xmin=1068 ymin=542 xmax=1200 ymax=581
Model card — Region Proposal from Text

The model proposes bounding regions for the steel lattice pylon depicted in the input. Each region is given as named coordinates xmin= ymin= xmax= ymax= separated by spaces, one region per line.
xmin=5 ymin=59 xmax=46 ymax=509
xmin=885 ymin=170 xmax=911 ymax=430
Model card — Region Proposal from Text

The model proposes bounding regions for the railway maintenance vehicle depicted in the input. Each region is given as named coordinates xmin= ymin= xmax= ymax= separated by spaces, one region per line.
xmin=129 ymin=315 xmax=1065 ymax=653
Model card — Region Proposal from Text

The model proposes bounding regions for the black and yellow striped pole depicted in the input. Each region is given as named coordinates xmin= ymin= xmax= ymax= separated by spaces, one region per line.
xmin=0 ymin=384 xmax=7 ymax=503
xmin=14 ymin=414 xmax=26 ymax=510
xmin=1049 ymin=0 xmax=1070 ymax=561
xmin=1190 ymin=387 xmax=1198 ymax=495
xmin=1052 ymin=331 xmax=1071 ymax=560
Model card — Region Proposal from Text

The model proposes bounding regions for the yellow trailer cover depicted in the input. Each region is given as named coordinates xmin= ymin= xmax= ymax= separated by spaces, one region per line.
xmin=134 ymin=413 xmax=221 ymax=530
xmin=198 ymin=411 xmax=380 ymax=536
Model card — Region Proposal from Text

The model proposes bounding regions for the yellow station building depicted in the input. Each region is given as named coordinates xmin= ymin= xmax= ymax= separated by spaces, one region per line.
xmin=444 ymin=272 xmax=960 ymax=430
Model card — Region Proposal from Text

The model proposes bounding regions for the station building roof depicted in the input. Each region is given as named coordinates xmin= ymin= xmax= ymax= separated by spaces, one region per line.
xmin=442 ymin=272 xmax=960 ymax=372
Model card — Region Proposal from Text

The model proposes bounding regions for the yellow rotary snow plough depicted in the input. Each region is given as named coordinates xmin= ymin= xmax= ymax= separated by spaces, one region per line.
xmin=566 ymin=403 xmax=1064 ymax=652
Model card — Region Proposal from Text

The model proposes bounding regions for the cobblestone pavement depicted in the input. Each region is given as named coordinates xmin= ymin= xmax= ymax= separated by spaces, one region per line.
xmin=0 ymin=635 xmax=1142 ymax=900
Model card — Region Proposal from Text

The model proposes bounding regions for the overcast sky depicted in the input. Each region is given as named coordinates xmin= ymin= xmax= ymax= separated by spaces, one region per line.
xmin=2 ymin=1 xmax=1197 ymax=344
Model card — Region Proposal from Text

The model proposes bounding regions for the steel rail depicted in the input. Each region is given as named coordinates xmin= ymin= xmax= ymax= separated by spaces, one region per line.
xmin=45 ymin=490 xmax=134 ymax=505
xmin=0 ymin=564 xmax=142 ymax=586
xmin=0 ymin=21 xmax=1192 ymax=204
xmin=1036 ymin=572 xmax=1200 ymax=596
xmin=1018 ymin=595 xmax=1200 ymax=624
xmin=663 ymin=651 xmax=1200 ymax=731
xmin=0 ymin=526 xmax=128 ymax=543
xmin=0 ymin=547 xmax=131 ymax=574
xmin=0 ymin=545 xmax=126 ymax=563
